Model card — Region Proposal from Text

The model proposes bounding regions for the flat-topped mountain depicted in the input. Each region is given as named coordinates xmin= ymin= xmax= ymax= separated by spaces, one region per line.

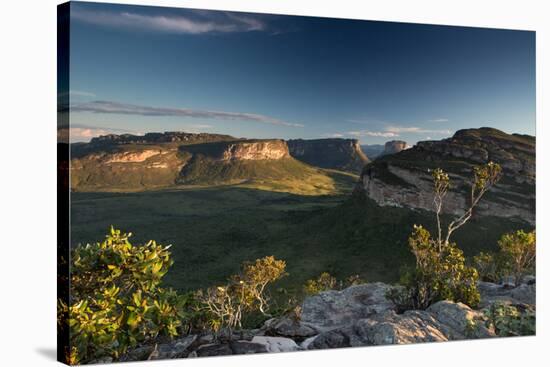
xmin=70 ymin=132 xmax=357 ymax=195
xmin=381 ymin=140 xmax=409 ymax=156
xmin=287 ymin=138 xmax=369 ymax=173
xmin=357 ymin=128 xmax=535 ymax=224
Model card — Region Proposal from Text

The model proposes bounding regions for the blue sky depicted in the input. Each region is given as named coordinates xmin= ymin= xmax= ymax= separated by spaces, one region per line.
xmin=66 ymin=1 xmax=536 ymax=144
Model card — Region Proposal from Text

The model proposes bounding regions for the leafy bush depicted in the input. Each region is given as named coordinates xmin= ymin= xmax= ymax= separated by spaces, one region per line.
xmin=484 ymin=302 xmax=536 ymax=336
xmin=303 ymin=272 xmax=337 ymax=295
xmin=196 ymin=256 xmax=286 ymax=337
xmin=498 ymin=230 xmax=536 ymax=286
xmin=389 ymin=225 xmax=480 ymax=310
xmin=57 ymin=227 xmax=186 ymax=364
xmin=303 ymin=272 xmax=364 ymax=296
xmin=390 ymin=163 xmax=501 ymax=310
xmin=472 ymin=251 xmax=501 ymax=282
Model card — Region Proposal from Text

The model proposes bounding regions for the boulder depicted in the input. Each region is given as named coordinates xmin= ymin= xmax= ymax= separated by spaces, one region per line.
xmin=426 ymin=301 xmax=494 ymax=339
xmin=478 ymin=280 xmax=536 ymax=308
xmin=188 ymin=343 xmax=233 ymax=358
xmin=307 ymin=310 xmax=449 ymax=349
xmin=261 ymin=316 xmax=318 ymax=340
xmin=229 ymin=340 xmax=269 ymax=355
xmin=301 ymin=282 xmax=395 ymax=329
xmin=251 ymin=336 xmax=300 ymax=353
xmin=307 ymin=300 xmax=495 ymax=350
xmin=147 ymin=335 xmax=197 ymax=360
xmin=510 ymin=284 xmax=536 ymax=305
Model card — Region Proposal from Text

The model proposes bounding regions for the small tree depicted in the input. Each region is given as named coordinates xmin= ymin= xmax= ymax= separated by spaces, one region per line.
xmin=197 ymin=256 xmax=286 ymax=337
xmin=498 ymin=230 xmax=536 ymax=286
xmin=432 ymin=162 xmax=502 ymax=249
xmin=392 ymin=162 xmax=502 ymax=310
xmin=303 ymin=272 xmax=337 ymax=295
xmin=303 ymin=273 xmax=364 ymax=296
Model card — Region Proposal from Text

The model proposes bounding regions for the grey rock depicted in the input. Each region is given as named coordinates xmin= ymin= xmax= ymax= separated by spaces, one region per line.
xmin=478 ymin=280 xmax=536 ymax=308
xmin=510 ymin=283 xmax=536 ymax=305
xmin=308 ymin=300 xmax=496 ymax=350
xmin=427 ymin=301 xmax=494 ymax=339
xmin=251 ymin=336 xmax=300 ymax=352
xmin=301 ymin=282 xmax=395 ymax=329
xmin=148 ymin=335 xmax=197 ymax=360
xmin=191 ymin=343 xmax=233 ymax=357
xmin=229 ymin=341 xmax=268 ymax=355
xmin=262 ymin=316 xmax=319 ymax=340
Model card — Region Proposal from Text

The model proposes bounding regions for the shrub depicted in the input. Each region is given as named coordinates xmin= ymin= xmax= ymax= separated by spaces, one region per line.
xmin=484 ymin=302 xmax=536 ymax=336
xmin=498 ymin=230 xmax=536 ymax=286
xmin=303 ymin=272 xmax=337 ymax=295
xmin=57 ymin=227 xmax=185 ymax=364
xmin=391 ymin=163 xmax=500 ymax=310
xmin=196 ymin=256 xmax=286 ymax=337
xmin=472 ymin=251 xmax=501 ymax=283
xmin=390 ymin=225 xmax=480 ymax=310
xmin=303 ymin=273 xmax=364 ymax=296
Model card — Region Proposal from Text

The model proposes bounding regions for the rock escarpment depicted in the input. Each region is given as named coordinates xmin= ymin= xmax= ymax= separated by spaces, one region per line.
xmin=180 ymin=139 xmax=290 ymax=161
xmin=287 ymin=138 xmax=369 ymax=173
xmin=357 ymin=128 xmax=535 ymax=224
xmin=381 ymin=140 xmax=409 ymax=156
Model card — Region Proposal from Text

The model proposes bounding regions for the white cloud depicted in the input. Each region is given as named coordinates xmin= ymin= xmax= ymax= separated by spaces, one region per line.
xmin=347 ymin=130 xmax=399 ymax=138
xmin=72 ymin=8 xmax=268 ymax=34
xmin=386 ymin=126 xmax=452 ymax=135
xmin=71 ymin=100 xmax=303 ymax=128
xmin=57 ymin=90 xmax=96 ymax=98
xmin=428 ymin=118 xmax=450 ymax=123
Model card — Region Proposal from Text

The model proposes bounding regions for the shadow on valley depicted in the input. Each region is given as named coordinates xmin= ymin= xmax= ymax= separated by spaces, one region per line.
xmin=70 ymin=186 xmax=530 ymax=295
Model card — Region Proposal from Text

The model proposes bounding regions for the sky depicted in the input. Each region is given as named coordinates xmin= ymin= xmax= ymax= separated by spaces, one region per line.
xmin=64 ymin=1 xmax=536 ymax=144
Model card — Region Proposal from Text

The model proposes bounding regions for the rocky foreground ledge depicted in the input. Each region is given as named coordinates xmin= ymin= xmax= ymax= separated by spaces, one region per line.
xmin=107 ymin=278 xmax=535 ymax=363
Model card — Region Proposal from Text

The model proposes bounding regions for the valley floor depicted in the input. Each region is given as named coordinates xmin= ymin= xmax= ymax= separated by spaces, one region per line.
xmin=70 ymin=184 xmax=528 ymax=295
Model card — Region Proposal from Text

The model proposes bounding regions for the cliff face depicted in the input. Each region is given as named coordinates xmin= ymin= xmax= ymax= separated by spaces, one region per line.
xmin=180 ymin=139 xmax=290 ymax=161
xmin=70 ymin=134 xmax=328 ymax=192
xmin=287 ymin=138 xmax=369 ymax=173
xmin=357 ymin=128 xmax=535 ymax=224
xmin=381 ymin=140 xmax=409 ymax=156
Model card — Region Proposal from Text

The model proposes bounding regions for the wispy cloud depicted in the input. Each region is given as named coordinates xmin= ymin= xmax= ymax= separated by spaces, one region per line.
xmin=57 ymin=124 xmax=139 ymax=143
xmin=385 ymin=126 xmax=452 ymax=135
xmin=57 ymin=90 xmax=96 ymax=98
xmin=72 ymin=7 xmax=268 ymax=34
xmin=71 ymin=100 xmax=303 ymax=128
xmin=347 ymin=130 xmax=399 ymax=138
xmin=428 ymin=118 xmax=450 ymax=123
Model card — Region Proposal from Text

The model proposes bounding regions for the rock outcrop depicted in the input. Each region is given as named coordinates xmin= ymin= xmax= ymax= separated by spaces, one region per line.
xmin=180 ymin=139 xmax=290 ymax=161
xmin=381 ymin=140 xmax=409 ymax=156
xmin=287 ymin=138 xmax=369 ymax=173
xmin=119 ymin=277 xmax=535 ymax=361
xmin=300 ymin=282 xmax=395 ymax=329
xmin=357 ymin=128 xmax=535 ymax=224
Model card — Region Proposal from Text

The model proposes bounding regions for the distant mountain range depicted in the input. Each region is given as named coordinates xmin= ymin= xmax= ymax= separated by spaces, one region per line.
xmin=69 ymin=127 xmax=535 ymax=224
xmin=70 ymin=134 xmax=364 ymax=195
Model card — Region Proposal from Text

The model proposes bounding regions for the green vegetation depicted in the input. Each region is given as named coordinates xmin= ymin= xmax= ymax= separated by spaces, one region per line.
xmin=178 ymin=155 xmax=357 ymax=195
xmin=388 ymin=163 xmax=502 ymax=310
xmin=303 ymin=272 xmax=363 ymax=295
xmin=60 ymin=228 xmax=289 ymax=364
xmin=484 ymin=302 xmax=536 ymax=336
xmin=196 ymin=256 xmax=287 ymax=336
xmin=498 ymin=230 xmax=536 ymax=286
xmin=58 ymin=228 xmax=186 ymax=364
xmin=71 ymin=185 xmax=527 ymax=296
xmin=473 ymin=229 xmax=536 ymax=285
